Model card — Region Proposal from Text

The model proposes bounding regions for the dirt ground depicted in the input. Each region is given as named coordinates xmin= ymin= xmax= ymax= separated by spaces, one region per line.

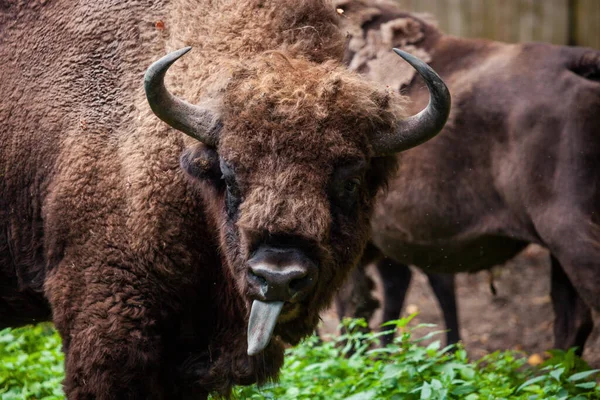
xmin=319 ymin=245 xmax=600 ymax=367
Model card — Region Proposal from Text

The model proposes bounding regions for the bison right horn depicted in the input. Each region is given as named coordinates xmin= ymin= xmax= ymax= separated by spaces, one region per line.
xmin=372 ymin=49 xmax=451 ymax=156
xmin=145 ymin=47 xmax=221 ymax=146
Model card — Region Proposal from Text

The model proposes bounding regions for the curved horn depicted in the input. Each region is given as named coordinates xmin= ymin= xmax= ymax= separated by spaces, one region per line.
xmin=144 ymin=47 xmax=221 ymax=146
xmin=372 ymin=49 xmax=451 ymax=156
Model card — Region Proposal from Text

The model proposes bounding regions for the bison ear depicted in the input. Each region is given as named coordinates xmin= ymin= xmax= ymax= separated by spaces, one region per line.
xmin=180 ymin=145 xmax=223 ymax=186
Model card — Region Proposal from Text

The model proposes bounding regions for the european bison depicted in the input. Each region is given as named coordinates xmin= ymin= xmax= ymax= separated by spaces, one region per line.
xmin=0 ymin=0 xmax=450 ymax=397
xmin=334 ymin=0 xmax=600 ymax=355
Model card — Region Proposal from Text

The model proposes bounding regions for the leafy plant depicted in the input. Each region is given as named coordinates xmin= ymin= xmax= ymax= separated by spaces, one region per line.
xmin=224 ymin=317 xmax=600 ymax=400
xmin=0 ymin=324 xmax=64 ymax=399
xmin=1 ymin=319 xmax=599 ymax=400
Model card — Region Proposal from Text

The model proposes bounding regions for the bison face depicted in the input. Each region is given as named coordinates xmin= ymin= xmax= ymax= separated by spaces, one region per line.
xmin=181 ymin=123 xmax=383 ymax=355
xmin=217 ymin=146 xmax=375 ymax=355
xmin=146 ymin=48 xmax=450 ymax=355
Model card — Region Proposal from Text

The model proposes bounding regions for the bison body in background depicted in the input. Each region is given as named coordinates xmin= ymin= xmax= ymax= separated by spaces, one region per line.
xmin=0 ymin=0 xmax=449 ymax=397
xmin=335 ymin=0 xmax=600 ymax=354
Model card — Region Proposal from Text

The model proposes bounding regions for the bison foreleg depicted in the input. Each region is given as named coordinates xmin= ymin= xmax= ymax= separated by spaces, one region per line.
xmin=335 ymin=262 xmax=379 ymax=324
xmin=46 ymin=265 xmax=175 ymax=399
xmin=376 ymin=259 xmax=412 ymax=346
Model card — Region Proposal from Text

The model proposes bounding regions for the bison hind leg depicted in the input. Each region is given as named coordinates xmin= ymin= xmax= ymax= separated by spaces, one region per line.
xmin=550 ymin=255 xmax=593 ymax=356
xmin=426 ymin=272 xmax=460 ymax=346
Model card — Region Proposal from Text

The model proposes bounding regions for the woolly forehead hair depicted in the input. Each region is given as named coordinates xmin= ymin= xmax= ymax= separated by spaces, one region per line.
xmin=169 ymin=0 xmax=347 ymax=82
xmin=222 ymin=52 xmax=408 ymax=132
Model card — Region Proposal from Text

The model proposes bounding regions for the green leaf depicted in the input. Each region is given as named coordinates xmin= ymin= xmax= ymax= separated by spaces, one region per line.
xmin=381 ymin=314 xmax=418 ymax=328
xmin=567 ymin=369 xmax=599 ymax=382
xmin=549 ymin=367 xmax=565 ymax=381
xmin=451 ymin=385 xmax=477 ymax=395
xmin=413 ymin=330 xmax=447 ymax=343
xmin=420 ymin=382 xmax=432 ymax=399
xmin=344 ymin=389 xmax=378 ymax=400
xmin=459 ymin=367 xmax=476 ymax=380
xmin=430 ymin=378 xmax=442 ymax=390
xmin=574 ymin=382 xmax=596 ymax=389
xmin=382 ymin=364 xmax=404 ymax=380
xmin=413 ymin=323 xmax=438 ymax=329
xmin=426 ymin=340 xmax=441 ymax=352
xmin=455 ymin=349 xmax=468 ymax=362
xmin=516 ymin=376 xmax=547 ymax=392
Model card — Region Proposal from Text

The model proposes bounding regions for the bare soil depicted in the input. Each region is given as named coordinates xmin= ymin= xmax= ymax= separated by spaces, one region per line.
xmin=319 ymin=245 xmax=600 ymax=367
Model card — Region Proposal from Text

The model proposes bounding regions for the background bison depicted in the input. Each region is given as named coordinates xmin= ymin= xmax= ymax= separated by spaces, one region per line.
xmin=334 ymin=0 xmax=600 ymax=358
xmin=0 ymin=0 xmax=449 ymax=397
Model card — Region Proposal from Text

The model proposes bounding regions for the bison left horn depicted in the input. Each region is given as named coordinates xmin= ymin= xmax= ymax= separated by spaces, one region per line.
xmin=145 ymin=47 xmax=221 ymax=146
xmin=372 ymin=49 xmax=451 ymax=156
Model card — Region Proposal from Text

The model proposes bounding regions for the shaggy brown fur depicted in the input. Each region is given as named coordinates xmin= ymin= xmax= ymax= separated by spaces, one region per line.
xmin=0 ymin=0 xmax=417 ymax=398
xmin=335 ymin=0 xmax=600 ymax=355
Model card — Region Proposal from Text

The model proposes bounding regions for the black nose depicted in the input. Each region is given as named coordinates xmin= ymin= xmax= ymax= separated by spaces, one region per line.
xmin=247 ymin=246 xmax=318 ymax=302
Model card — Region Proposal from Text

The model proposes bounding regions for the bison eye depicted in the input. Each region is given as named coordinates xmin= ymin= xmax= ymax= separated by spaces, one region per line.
xmin=180 ymin=146 xmax=221 ymax=185
xmin=330 ymin=176 xmax=361 ymax=213
xmin=344 ymin=178 xmax=360 ymax=194
xmin=329 ymin=160 xmax=366 ymax=214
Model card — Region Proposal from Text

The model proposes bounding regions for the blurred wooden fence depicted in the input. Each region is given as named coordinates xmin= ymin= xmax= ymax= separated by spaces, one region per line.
xmin=395 ymin=0 xmax=600 ymax=49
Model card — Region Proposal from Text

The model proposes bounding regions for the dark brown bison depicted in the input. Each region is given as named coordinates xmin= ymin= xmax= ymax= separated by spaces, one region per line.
xmin=334 ymin=0 xmax=600 ymax=355
xmin=0 ymin=0 xmax=450 ymax=398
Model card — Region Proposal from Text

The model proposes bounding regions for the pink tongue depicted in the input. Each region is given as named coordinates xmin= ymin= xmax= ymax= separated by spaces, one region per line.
xmin=247 ymin=300 xmax=284 ymax=356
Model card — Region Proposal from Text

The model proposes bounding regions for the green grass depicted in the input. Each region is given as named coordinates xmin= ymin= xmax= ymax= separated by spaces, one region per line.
xmin=1 ymin=317 xmax=599 ymax=399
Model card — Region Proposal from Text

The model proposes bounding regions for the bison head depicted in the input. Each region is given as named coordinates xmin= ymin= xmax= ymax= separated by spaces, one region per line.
xmin=144 ymin=47 xmax=449 ymax=356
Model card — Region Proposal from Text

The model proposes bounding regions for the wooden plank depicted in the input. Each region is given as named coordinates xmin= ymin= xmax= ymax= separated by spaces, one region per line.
xmin=469 ymin=0 xmax=494 ymax=38
xmin=494 ymin=0 xmax=516 ymax=43
xmin=395 ymin=0 xmax=413 ymax=13
xmin=531 ymin=0 xmax=543 ymax=42
xmin=435 ymin=0 xmax=450 ymax=33
xmin=447 ymin=0 xmax=464 ymax=37
xmin=392 ymin=0 xmax=598 ymax=47
xmin=540 ymin=0 xmax=569 ymax=45
xmin=575 ymin=0 xmax=600 ymax=48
